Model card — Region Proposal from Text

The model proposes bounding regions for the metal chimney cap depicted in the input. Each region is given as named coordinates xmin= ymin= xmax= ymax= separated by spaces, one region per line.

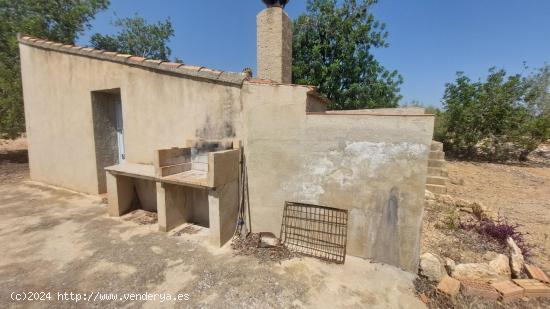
xmin=262 ymin=0 xmax=289 ymax=8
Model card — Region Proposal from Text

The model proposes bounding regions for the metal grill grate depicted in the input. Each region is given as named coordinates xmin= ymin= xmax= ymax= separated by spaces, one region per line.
xmin=280 ymin=201 xmax=348 ymax=264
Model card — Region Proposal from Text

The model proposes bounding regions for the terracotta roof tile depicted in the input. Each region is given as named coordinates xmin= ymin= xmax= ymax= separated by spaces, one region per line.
xmin=160 ymin=62 xmax=183 ymax=68
xmin=199 ymin=67 xmax=223 ymax=76
xmin=128 ymin=56 xmax=146 ymax=63
xmin=116 ymin=54 xmax=132 ymax=59
xmin=180 ymin=65 xmax=202 ymax=71
xmin=17 ymin=34 xmax=247 ymax=86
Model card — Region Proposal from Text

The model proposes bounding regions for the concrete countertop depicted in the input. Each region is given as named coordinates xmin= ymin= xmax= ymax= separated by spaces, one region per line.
xmin=105 ymin=162 xmax=211 ymax=189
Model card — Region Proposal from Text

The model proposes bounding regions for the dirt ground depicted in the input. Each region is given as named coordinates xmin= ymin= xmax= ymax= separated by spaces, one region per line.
xmin=0 ymin=139 xmax=423 ymax=309
xmin=446 ymin=160 xmax=550 ymax=273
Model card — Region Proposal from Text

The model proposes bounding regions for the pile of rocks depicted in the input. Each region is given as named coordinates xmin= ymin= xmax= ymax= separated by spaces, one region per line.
xmin=419 ymin=237 xmax=550 ymax=303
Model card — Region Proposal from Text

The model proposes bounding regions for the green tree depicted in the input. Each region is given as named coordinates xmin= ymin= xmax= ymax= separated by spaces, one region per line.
xmin=90 ymin=15 xmax=175 ymax=60
xmin=0 ymin=0 xmax=109 ymax=138
xmin=442 ymin=67 xmax=550 ymax=161
xmin=292 ymin=0 xmax=402 ymax=110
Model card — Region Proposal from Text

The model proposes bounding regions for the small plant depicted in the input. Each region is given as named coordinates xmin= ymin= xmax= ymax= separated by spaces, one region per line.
xmin=460 ymin=214 xmax=532 ymax=256
xmin=436 ymin=209 xmax=460 ymax=230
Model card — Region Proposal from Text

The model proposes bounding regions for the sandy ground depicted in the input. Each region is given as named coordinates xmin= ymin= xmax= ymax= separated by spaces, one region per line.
xmin=0 ymin=139 xmax=423 ymax=309
xmin=447 ymin=161 xmax=550 ymax=273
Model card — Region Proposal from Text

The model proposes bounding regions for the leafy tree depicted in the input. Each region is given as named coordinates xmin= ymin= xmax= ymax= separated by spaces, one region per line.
xmin=441 ymin=67 xmax=550 ymax=161
xmin=0 ymin=0 xmax=109 ymax=138
xmin=292 ymin=0 xmax=402 ymax=110
xmin=90 ymin=15 xmax=174 ymax=60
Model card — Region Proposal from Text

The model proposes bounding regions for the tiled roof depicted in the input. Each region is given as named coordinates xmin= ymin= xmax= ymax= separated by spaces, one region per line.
xmin=17 ymin=34 xmax=247 ymax=86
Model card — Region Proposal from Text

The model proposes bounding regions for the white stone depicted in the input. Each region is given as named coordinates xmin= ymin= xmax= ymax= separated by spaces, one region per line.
xmin=419 ymin=253 xmax=446 ymax=282
xmin=451 ymin=263 xmax=504 ymax=283
xmin=507 ymin=237 xmax=525 ymax=278
xmin=488 ymin=254 xmax=511 ymax=277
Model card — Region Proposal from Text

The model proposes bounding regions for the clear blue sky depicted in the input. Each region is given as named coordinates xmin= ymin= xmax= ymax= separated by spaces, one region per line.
xmin=77 ymin=0 xmax=550 ymax=107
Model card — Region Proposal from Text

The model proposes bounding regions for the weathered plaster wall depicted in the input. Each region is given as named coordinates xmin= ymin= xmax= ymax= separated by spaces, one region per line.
xmin=242 ymin=82 xmax=434 ymax=271
xmin=19 ymin=44 xmax=242 ymax=194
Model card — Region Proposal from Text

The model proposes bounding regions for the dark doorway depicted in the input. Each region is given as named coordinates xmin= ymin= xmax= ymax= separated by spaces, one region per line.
xmin=91 ymin=89 xmax=124 ymax=193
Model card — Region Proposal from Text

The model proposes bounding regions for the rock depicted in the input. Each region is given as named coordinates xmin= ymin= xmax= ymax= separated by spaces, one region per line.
xmin=449 ymin=176 xmax=464 ymax=185
xmin=437 ymin=276 xmax=461 ymax=297
xmin=528 ymin=141 xmax=550 ymax=159
xmin=488 ymin=254 xmax=511 ymax=277
xmin=419 ymin=253 xmax=447 ymax=281
xmin=482 ymin=251 xmax=499 ymax=261
xmin=451 ymin=263 xmax=504 ymax=283
xmin=424 ymin=189 xmax=436 ymax=201
xmin=258 ymin=232 xmax=280 ymax=248
xmin=445 ymin=257 xmax=456 ymax=274
xmin=507 ymin=237 xmax=525 ymax=278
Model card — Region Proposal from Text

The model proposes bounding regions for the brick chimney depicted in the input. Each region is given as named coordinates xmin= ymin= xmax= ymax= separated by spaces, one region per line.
xmin=257 ymin=4 xmax=292 ymax=83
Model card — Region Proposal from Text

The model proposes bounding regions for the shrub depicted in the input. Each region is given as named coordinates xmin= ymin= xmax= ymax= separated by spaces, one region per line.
xmin=460 ymin=215 xmax=532 ymax=256
xmin=440 ymin=66 xmax=550 ymax=161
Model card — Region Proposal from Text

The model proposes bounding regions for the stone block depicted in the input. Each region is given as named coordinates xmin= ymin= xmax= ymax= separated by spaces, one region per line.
xmin=431 ymin=141 xmax=443 ymax=151
xmin=426 ymin=184 xmax=447 ymax=195
xmin=429 ymin=151 xmax=445 ymax=160
xmin=512 ymin=279 xmax=550 ymax=298
xmin=426 ymin=176 xmax=447 ymax=186
xmin=427 ymin=167 xmax=448 ymax=177
xmin=460 ymin=280 xmax=499 ymax=300
xmin=491 ymin=281 xmax=524 ymax=303
xmin=428 ymin=159 xmax=446 ymax=168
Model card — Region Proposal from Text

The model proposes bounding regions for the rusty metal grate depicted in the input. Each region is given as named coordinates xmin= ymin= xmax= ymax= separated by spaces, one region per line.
xmin=280 ymin=201 xmax=348 ymax=264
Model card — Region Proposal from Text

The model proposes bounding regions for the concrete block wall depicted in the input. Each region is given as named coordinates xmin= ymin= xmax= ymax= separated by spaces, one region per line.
xmin=426 ymin=141 xmax=448 ymax=194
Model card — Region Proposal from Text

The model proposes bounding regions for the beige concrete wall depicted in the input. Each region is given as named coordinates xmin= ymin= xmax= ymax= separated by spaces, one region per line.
xmin=19 ymin=44 xmax=242 ymax=194
xmin=242 ymin=82 xmax=434 ymax=271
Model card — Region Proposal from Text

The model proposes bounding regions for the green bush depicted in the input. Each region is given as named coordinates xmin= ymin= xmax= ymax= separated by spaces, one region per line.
xmin=439 ymin=66 xmax=550 ymax=161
